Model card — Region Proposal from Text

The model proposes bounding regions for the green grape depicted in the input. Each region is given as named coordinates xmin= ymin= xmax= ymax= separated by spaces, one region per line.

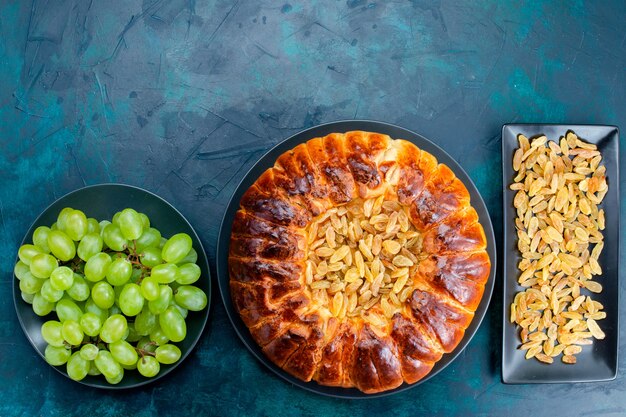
xmin=67 ymin=352 xmax=90 ymax=381
xmin=84 ymin=252 xmax=112 ymax=282
xmin=100 ymin=314 xmax=127 ymax=343
xmin=32 ymin=226 xmax=52 ymax=253
xmin=66 ymin=274 xmax=90 ymax=301
xmin=80 ymin=343 xmax=99 ymax=361
xmin=45 ymin=345 xmax=71 ymax=366
xmin=102 ymin=223 xmax=128 ymax=252
xmin=135 ymin=228 xmax=161 ymax=251
xmin=88 ymin=361 xmax=101 ymax=376
xmin=130 ymin=267 xmax=143 ymax=283
xmin=151 ymin=263 xmax=178 ymax=284
xmin=84 ymin=298 xmax=108 ymax=323
xmin=148 ymin=285 xmax=172 ymax=315
xmin=56 ymin=207 xmax=74 ymax=231
xmin=99 ymin=220 xmax=111 ymax=237
xmin=174 ymin=286 xmax=207 ymax=311
xmin=65 ymin=209 xmax=88 ymax=241
xmin=77 ymin=233 xmax=103 ymax=261
xmin=170 ymin=301 xmax=188 ymax=319
xmin=109 ymin=340 xmax=138 ymax=366
xmin=47 ymin=230 xmax=76 ymax=262
xmin=34 ymin=299 xmax=54 ymax=314
xmin=14 ymin=260 xmax=30 ymax=280
xmin=94 ymin=350 xmax=123 ymax=379
xmin=105 ymin=368 xmax=124 ymax=384
xmin=50 ymin=266 xmax=74 ymax=291
xmin=175 ymin=263 xmax=201 ymax=285
xmin=140 ymin=276 xmax=160 ymax=301
xmin=113 ymin=283 xmax=124 ymax=302
xmin=105 ymin=258 xmax=132 ymax=286
xmin=136 ymin=337 xmax=157 ymax=353
xmin=134 ymin=307 xmax=157 ymax=336
xmin=177 ymin=247 xmax=198 ymax=265
xmin=56 ymin=298 xmax=83 ymax=322
xmin=139 ymin=246 xmax=162 ymax=268
xmin=18 ymin=244 xmax=42 ymax=265
xmin=117 ymin=208 xmax=144 ymax=240
xmin=126 ymin=325 xmax=141 ymax=343
xmin=149 ymin=327 xmax=169 ymax=346
xmin=159 ymin=306 xmax=186 ymax=343
xmin=21 ymin=291 xmax=35 ymax=304
xmin=109 ymin=304 xmax=122 ymax=316
xmin=16 ymin=206 xmax=206 ymax=384
xmin=40 ymin=280 xmax=64 ymax=303
xmin=19 ymin=272 xmax=44 ymax=294
xmin=62 ymin=320 xmax=84 ymax=346
xmin=161 ymin=233 xmax=192 ymax=264
xmin=139 ymin=213 xmax=150 ymax=229
xmin=79 ymin=312 xmax=102 ymax=337
xmin=32 ymin=293 xmax=55 ymax=316
xmin=137 ymin=356 xmax=160 ymax=377
xmin=29 ymin=253 xmax=58 ymax=279
xmin=91 ymin=281 xmax=115 ymax=309
xmin=41 ymin=320 xmax=64 ymax=347
xmin=155 ymin=344 xmax=182 ymax=365
xmin=87 ymin=218 xmax=100 ymax=234
xmin=119 ymin=283 xmax=144 ymax=316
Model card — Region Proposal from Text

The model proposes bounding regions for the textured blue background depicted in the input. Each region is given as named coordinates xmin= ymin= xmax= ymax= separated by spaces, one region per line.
xmin=1 ymin=0 xmax=625 ymax=416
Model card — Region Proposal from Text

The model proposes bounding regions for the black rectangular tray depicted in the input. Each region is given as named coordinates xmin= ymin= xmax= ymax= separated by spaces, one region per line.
xmin=501 ymin=124 xmax=619 ymax=384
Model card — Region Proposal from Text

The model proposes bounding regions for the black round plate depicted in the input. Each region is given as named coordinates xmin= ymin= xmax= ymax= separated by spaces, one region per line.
xmin=13 ymin=183 xmax=211 ymax=389
xmin=216 ymin=120 xmax=496 ymax=398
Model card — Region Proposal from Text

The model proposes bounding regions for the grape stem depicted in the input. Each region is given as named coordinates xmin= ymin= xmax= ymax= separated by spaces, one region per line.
xmin=136 ymin=343 xmax=157 ymax=358
xmin=127 ymin=258 xmax=145 ymax=267
xmin=121 ymin=240 xmax=152 ymax=284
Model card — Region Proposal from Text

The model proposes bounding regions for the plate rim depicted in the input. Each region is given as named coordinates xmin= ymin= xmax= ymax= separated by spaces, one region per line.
xmin=216 ymin=119 xmax=497 ymax=398
xmin=12 ymin=182 xmax=212 ymax=389
xmin=500 ymin=123 xmax=620 ymax=384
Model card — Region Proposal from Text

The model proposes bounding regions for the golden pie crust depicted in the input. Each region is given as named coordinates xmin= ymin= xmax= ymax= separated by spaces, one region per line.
xmin=228 ymin=131 xmax=490 ymax=393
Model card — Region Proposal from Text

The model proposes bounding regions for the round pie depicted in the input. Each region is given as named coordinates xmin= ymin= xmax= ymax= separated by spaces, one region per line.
xmin=228 ymin=131 xmax=491 ymax=394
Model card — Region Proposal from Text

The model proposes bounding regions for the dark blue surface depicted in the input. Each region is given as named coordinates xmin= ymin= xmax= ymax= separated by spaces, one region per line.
xmin=1 ymin=1 xmax=625 ymax=416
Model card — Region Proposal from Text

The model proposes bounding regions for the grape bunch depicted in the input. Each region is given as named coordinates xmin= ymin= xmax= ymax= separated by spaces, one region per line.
xmin=14 ymin=207 xmax=208 ymax=384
